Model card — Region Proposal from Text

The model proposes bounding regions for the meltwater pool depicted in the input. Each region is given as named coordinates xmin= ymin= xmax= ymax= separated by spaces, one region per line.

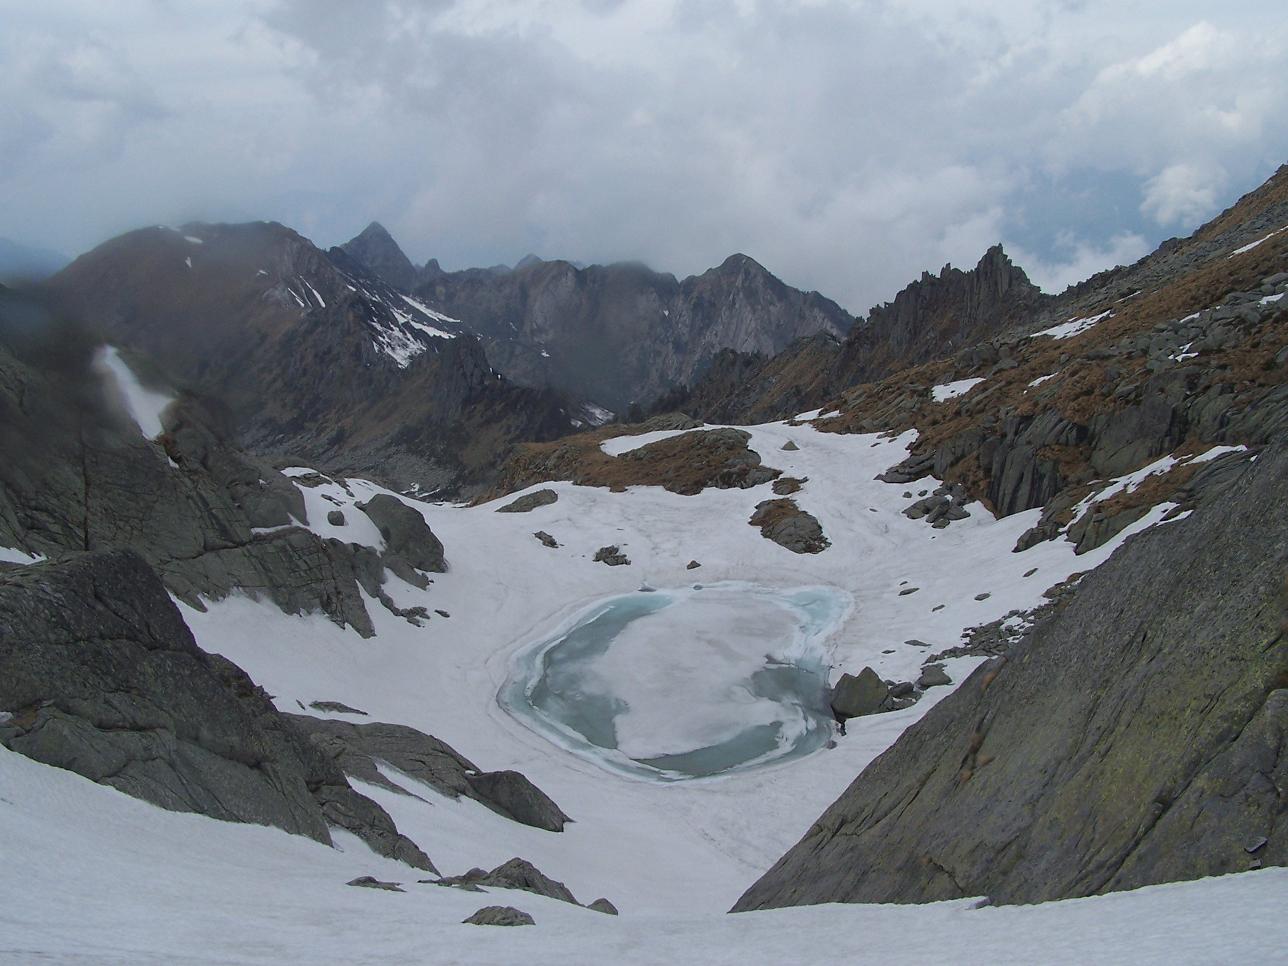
xmin=498 ymin=583 xmax=849 ymax=781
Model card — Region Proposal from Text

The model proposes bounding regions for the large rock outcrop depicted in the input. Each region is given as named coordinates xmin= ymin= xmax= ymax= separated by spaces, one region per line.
xmin=0 ymin=550 xmax=434 ymax=872
xmin=494 ymin=424 xmax=781 ymax=499
xmin=734 ymin=442 xmax=1288 ymax=910
xmin=286 ymin=716 xmax=571 ymax=832
xmin=0 ymin=309 xmax=387 ymax=636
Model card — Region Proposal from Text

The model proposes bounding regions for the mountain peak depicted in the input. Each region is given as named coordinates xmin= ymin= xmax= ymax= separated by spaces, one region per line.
xmin=340 ymin=221 xmax=418 ymax=290
xmin=715 ymin=252 xmax=767 ymax=275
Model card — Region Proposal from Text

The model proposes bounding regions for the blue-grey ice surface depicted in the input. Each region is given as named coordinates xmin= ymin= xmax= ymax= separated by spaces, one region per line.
xmin=500 ymin=583 xmax=849 ymax=781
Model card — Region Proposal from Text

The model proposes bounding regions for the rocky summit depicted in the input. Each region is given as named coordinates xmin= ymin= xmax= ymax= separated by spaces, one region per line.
xmin=3 ymin=155 xmax=1287 ymax=964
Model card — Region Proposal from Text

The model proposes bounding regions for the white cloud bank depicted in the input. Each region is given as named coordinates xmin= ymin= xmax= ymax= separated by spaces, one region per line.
xmin=0 ymin=1 xmax=1285 ymax=310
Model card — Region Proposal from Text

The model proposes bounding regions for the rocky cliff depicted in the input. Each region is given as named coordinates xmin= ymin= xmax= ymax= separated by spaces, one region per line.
xmin=337 ymin=227 xmax=854 ymax=412
xmin=659 ymin=244 xmax=1045 ymax=424
xmin=0 ymin=549 xmax=436 ymax=871
xmin=0 ymin=286 xmax=452 ymax=635
xmin=734 ymin=440 xmax=1288 ymax=909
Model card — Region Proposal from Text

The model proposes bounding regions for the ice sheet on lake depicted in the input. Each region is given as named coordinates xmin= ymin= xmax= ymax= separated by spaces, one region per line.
xmin=500 ymin=583 xmax=848 ymax=780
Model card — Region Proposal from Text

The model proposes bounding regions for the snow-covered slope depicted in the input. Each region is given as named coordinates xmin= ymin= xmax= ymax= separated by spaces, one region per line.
xmin=3 ymin=668 xmax=1286 ymax=966
xmin=176 ymin=420 xmax=1197 ymax=911
xmin=1 ymin=413 xmax=1282 ymax=961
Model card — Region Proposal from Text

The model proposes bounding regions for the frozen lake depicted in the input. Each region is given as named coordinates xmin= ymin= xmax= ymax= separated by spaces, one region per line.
xmin=499 ymin=583 xmax=849 ymax=781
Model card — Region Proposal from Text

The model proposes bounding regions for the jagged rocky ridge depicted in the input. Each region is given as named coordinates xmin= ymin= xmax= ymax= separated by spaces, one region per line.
xmin=339 ymin=224 xmax=854 ymax=413
xmin=654 ymin=244 xmax=1044 ymax=423
xmin=641 ymin=166 xmax=1288 ymax=562
xmin=810 ymin=168 xmax=1288 ymax=554
xmin=734 ymin=440 xmax=1288 ymax=909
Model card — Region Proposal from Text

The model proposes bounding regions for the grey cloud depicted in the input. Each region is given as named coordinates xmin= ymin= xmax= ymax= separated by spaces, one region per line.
xmin=1 ymin=1 xmax=1285 ymax=313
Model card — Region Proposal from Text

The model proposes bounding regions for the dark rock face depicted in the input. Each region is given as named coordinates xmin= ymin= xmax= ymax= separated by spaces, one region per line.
xmin=466 ymin=770 xmax=571 ymax=832
xmin=463 ymin=905 xmax=535 ymax=927
xmin=0 ymin=550 xmax=434 ymax=872
xmin=588 ymin=898 xmax=619 ymax=915
xmin=916 ymin=665 xmax=952 ymax=689
xmin=285 ymin=716 xmax=570 ymax=832
xmin=356 ymin=493 xmax=446 ymax=584
xmin=413 ymin=252 xmax=854 ymax=412
xmin=496 ymin=488 xmax=559 ymax=513
xmin=748 ymin=499 xmax=829 ymax=554
xmin=830 ymin=668 xmax=888 ymax=718
xmin=660 ymin=246 xmax=1042 ymax=424
xmin=847 ymin=245 xmax=1044 ymax=384
xmin=339 ymin=222 xmax=420 ymax=292
xmin=0 ymin=316 xmax=400 ymax=637
xmin=734 ymin=443 xmax=1288 ymax=911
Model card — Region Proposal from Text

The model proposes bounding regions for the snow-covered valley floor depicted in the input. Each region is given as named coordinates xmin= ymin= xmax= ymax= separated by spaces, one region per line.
xmin=4 ymin=744 xmax=1285 ymax=966
xmin=4 ymin=419 xmax=1283 ymax=963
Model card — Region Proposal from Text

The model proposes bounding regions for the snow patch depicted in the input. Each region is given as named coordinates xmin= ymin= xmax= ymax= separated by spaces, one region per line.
xmin=92 ymin=346 xmax=175 ymax=440
xmin=399 ymin=293 xmax=461 ymax=327
xmin=300 ymin=277 xmax=326 ymax=308
xmin=183 ymin=235 xmax=204 ymax=245
xmin=1033 ymin=310 xmax=1112 ymax=340
xmin=0 ymin=546 xmax=45 ymax=566
xmin=600 ymin=428 xmax=692 ymax=456
xmin=931 ymin=377 xmax=986 ymax=402
xmin=1028 ymin=374 xmax=1055 ymax=388
xmin=1229 ymin=225 xmax=1286 ymax=257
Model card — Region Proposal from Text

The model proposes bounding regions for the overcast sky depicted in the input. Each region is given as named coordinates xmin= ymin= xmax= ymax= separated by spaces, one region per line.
xmin=2 ymin=1 xmax=1286 ymax=312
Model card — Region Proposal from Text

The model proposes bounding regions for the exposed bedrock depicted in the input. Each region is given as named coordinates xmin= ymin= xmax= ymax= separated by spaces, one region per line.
xmin=0 ymin=549 xmax=435 ymax=872
xmin=748 ymin=499 xmax=829 ymax=554
xmin=734 ymin=441 xmax=1288 ymax=911
xmin=285 ymin=716 xmax=571 ymax=832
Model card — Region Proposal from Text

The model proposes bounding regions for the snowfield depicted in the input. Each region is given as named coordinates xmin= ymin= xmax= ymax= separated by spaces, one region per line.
xmin=3 ymin=417 xmax=1281 ymax=962
xmin=3 ymin=744 xmax=1285 ymax=965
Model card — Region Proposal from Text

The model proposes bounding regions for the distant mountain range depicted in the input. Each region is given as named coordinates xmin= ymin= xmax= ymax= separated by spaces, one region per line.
xmin=340 ymin=222 xmax=855 ymax=412
xmin=39 ymin=219 xmax=859 ymax=492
